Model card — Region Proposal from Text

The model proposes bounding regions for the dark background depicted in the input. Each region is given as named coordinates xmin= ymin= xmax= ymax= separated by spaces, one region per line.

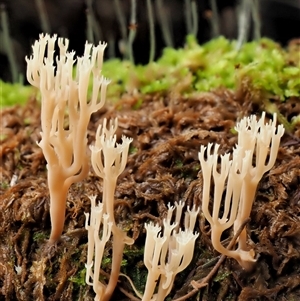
xmin=0 ymin=0 xmax=299 ymax=82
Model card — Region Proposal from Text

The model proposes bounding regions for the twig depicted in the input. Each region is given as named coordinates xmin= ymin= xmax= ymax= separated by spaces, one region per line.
xmin=184 ymin=0 xmax=192 ymax=34
xmin=146 ymin=0 xmax=155 ymax=63
xmin=114 ymin=0 xmax=128 ymax=58
xmin=34 ymin=0 xmax=51 ymax=33
xmin=119 ymin=286 xmax=141 ymax=301
xmin=209 ymin=0 xmax=219 ymax=37
xmin=0 ymin=4 xmax=18 ymax=83
xmin=199 ymin=255 xmax=220 ymax=269
xmin=191 ymin=0 xmax=198 ymax=37
xmin=172 ymin=218 xmax=251 ymax=301
xmin=251 ymin=0 xmax=261 ymax=40
xmin=236 ymin=0 xmax=252 ymax=51
xmin=85 ymin=0 xmax=102 ymax=44
xmin=155 ymin=0 xmax=173 ymax=47
xmin=85 ymin=6 xmax=94 ymax=44
xmin=128 ymin=0 xmax=137 ymax=64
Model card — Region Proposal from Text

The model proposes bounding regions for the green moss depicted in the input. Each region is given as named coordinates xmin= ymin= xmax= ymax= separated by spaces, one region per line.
xmin=237 ymin=41 xmax=300 ymax=100
xmin=33 ymin=231 xmax=48 ymax=243
xmin=3 ymin=36 xmax=300 ymax=129
xmin=24 ymin=117 xmax=31 ymax=125
xmin=175 ymin=159 xmax=183 ymax=168
xmin=132 ymin=98 xmax=143 ymax=110
xmin=101 ymin=59 xmax=131 ymax=98
xmin=0 ymin=181 xmax=9 ymax=190
xmin=124 ymin=263 xmax=148 ymax=294
xmin=101 ymin=257 xmax=111 ymax=268
xmin=100 ymin=36 xmax=299 ymax=103
xmin=0 ymin=80 xmax=34 ymax=108
xmin=193 ymin=163 xmax=200 ymax=172
xmin=0 ymin=133 xmax=7 ymax=142
xmin=214 ymin=270 xmax=231 ymax=282
xmin=69 ymin=268 xmax=86 ymax=286
xmin=123 ymin=245 xmax=145 ymax=257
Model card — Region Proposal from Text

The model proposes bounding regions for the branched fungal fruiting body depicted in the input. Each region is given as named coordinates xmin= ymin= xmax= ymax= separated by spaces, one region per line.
xmin=143 ymin=202 xmax=199 ymax=301
xmin=26 ymin=33 xmax=109 ymax=243
xmin=88 ymin=118 xmax=133 ymax=301
xmin=199 ymin=112 xmax=284 ymax=270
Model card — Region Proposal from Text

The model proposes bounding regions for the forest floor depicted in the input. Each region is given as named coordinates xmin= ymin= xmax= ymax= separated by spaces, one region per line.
xmin=0 ymin=88 xmax=300 ymax=301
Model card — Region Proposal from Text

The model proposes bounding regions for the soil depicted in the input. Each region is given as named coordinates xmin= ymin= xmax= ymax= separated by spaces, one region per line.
xmin=0 ymin=88 xmax=300 ymax=301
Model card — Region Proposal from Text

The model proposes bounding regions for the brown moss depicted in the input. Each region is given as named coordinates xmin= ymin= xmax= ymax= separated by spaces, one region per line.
xmin=0 ymin=89 xmax=300 ymax=300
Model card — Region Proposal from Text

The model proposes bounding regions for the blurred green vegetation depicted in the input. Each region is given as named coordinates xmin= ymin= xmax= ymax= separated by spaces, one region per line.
xmin=2 ymin=35 xmax=299 ymax=111
xmin=102 ymin=35 xmax=300 ymax=100
xmin=0 ymin=81 xmax=34 ymax=109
